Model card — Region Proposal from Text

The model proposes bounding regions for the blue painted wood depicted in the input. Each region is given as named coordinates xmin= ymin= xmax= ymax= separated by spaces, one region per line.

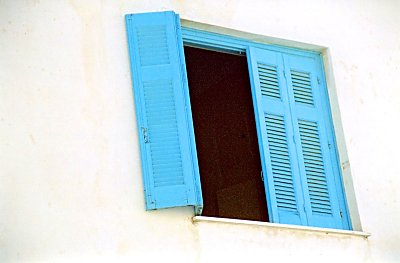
xmin=126 ymin=11 xmax=203 ymax=211
xmin=182 ymin=27 xmax=320 ymax=58
xmin=283 ymin=54 xmax=349 ymax=229
xmin=247 ymin=47 xmax=307 ymax=226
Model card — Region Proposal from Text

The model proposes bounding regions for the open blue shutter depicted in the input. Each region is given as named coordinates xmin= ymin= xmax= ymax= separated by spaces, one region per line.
xmin=247 ymin=47 xmax=306 ymax=225
xmin=284 ymin=54 xmax=349 ymax=229
xmin=126 ymin=11 xmax=203 ymax=212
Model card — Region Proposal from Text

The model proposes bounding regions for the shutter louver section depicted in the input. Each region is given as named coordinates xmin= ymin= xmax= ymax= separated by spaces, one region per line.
xmin=143 ymin=80 xmax=184 ymax=187
xmin=298 ymin=120 xmax=332 ymax=215
xmin=265 ymin=114 xmax=297 ymax=211
xmin=258 ymin=63 xmax=280 ymax=99
xmin=137 ymin=25 xmax=170 ymax=66
xmin=126 ymin=11 xmax=203 ymax=211
xmin=291 ymin=70 xmax=314 ymax=106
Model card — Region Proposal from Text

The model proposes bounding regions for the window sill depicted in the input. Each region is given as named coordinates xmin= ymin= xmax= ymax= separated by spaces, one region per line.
xmin=192 ymin=216 xmax=370 ymax=238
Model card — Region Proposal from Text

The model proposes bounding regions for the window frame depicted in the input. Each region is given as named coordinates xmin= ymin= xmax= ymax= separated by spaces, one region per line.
xmin=181 ymin=26 xmax=353 ymax=228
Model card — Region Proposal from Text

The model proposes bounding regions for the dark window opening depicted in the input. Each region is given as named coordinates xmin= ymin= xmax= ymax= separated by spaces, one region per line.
xmin=184 ymin=46 xmax=269 ymax=222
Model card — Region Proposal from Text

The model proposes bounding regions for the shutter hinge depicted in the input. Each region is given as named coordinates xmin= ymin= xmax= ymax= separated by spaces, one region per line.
xmin=339 ymin=209 xmax=343 ymax=218
xmin=142 ymin=127 xmax=149 ymax=143
xmin=283 ymin=70 xmax=287 ymax=79
xmin=317 ymin=77 xmax=321 ymax=85
xmin=260 ymin=171 xmax=264 ymax=181
xmin=328 ymin=142 xmax=332 ymax=149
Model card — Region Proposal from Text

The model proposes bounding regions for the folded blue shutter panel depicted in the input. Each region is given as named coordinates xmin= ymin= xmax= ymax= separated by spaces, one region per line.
xmin=247 ymin=47 xmax=307 ymax=225
xmin=283 ymin=54 xmax=350 ymax=230
xmin=126 ymin=11 xmax=203 ymax=212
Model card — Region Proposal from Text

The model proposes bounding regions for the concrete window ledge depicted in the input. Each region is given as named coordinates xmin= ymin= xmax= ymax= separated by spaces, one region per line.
xmin=192 ymin=216 xmax=370 ymax=238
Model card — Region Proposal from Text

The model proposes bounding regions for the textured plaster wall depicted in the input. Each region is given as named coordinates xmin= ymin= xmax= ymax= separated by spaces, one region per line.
xmin=1 ymin=0 xmax=399 ymax=262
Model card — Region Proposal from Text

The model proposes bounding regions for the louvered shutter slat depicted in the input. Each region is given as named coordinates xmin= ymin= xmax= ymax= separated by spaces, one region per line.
xmin=126 ymin=11 xmax=202 ymax=211
xmin=265 ymin=113 xmax=301 ymax=215
xmin=258 ymin=63 xmax=281 ymax=99
xmin=291 ymin=70 xmax=314 ymax=106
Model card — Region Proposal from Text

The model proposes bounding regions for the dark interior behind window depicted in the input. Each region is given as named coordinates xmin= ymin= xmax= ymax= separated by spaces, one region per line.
xmin=184 ymin=46 xmax=269 ymax=222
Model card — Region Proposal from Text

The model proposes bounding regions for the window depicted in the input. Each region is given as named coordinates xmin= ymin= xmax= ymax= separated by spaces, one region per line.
xmin=125 ymin=11 xmax=351 ymax=230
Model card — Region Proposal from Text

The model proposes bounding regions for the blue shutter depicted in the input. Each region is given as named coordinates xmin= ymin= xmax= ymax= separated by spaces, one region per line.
xmin=126 ymin=11 xmax=203 ymax=212
xmin=247 ymin=47 xmax=307 ymax=225
xmin=284 ymin=54 xmax=350 ymax=229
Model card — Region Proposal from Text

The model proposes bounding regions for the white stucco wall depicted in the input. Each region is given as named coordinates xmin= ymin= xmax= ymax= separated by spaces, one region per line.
xmin=1 ymin=0 xmax=399 ymax=262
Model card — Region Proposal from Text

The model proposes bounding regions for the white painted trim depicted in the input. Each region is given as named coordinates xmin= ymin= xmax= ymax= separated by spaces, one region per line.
xmin=193 ymin=216 xmax=370 ymax=238
xmin=321 ymin=49 xmax=363 ymax=231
